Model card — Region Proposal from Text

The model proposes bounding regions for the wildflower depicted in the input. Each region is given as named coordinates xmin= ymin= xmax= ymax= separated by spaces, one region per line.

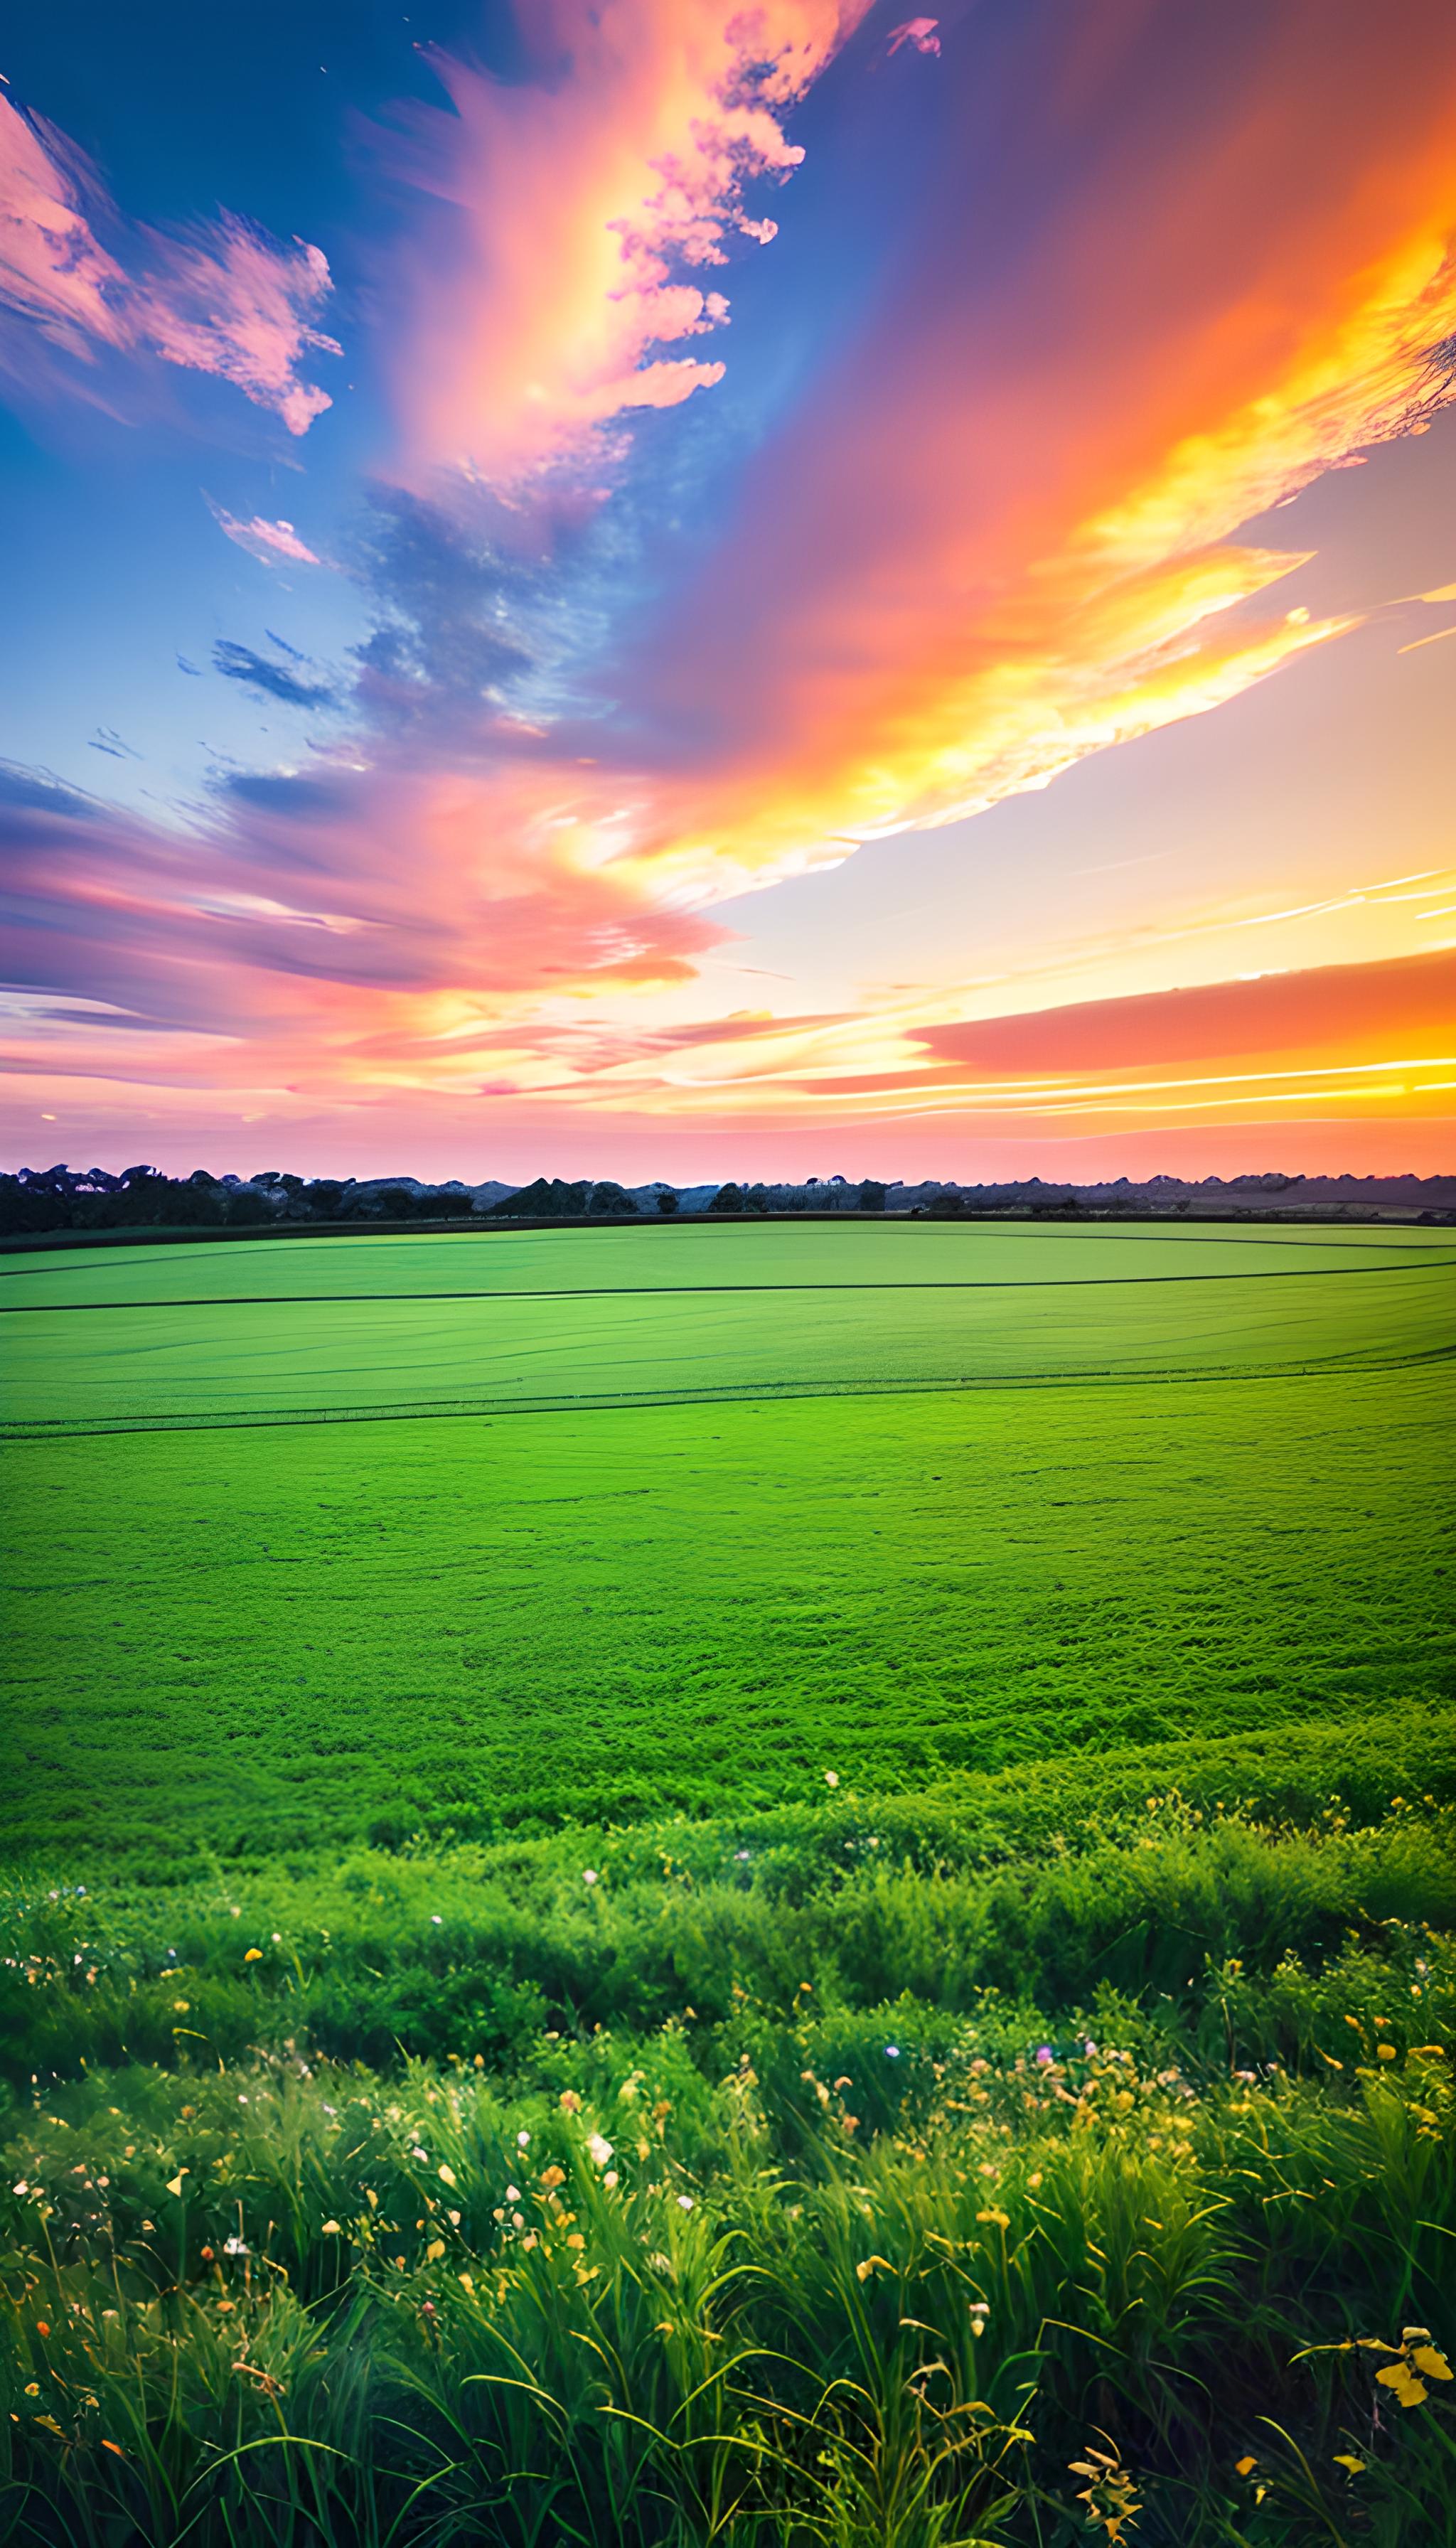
xmin=587 ymin=2134 xmax=614 ymax=2166
xmin=583 ymin=1869 xmax=599 ymax=1886
xmin=1334 ymin=2453 xmax=1366 ymax=2474
xmin=426 ymin=2238 xmax=446 ymax=2261
xmin=676 ymin=2194 xmax=695 ymax=2211
xmin=437 ymin=2165 xmax=457 ymax=2188
xmin=734 ymin=1849 xmax=750 ymax=1861
xmin=884 ymin=2044 xmax=901 ymax=2060
xmin=855 ymin=2254 xmax=892 ymax=2281
xmin=559 ymin=2090 xmax=582 ymax=2114
xmin=230 ymin=1907 xmax=240 ymax=1918
xmin=976 ymin=2207 xmax=1010 ymax=2230
xmin=823 ymin=1770 xmax=840 ymax=1788
xmin=540 ymin=2164 xmax=566 ymax=2190
xmin=35 ymin=2320 xmax=50 ymax=2338
xmin=505 ymin=2183 xmax=521 ymax=2202
xmin=431 ymin=1915 xmax=442 ymax=1926
xmin=321 ymin=2221 xmax=341 ymax=2235
xmin=243 ymin=1948 xmax=262 ymax=1964
xmin=271 ymin=1931 xmax=282 ymax=1943
xmin=223 ymin=2235 xmax=248 ymax=2256
xmin=604 ymin=2170 xmax=619 ymax=2189
xmin=1035 ymin=2045 xmax=1054 ymax=2067
xmin=517 ymin=2131 xmax=530 ymax=2148
xmin=1378 ymin=2361 xmax=1430 ymax=2407
xmin=1235 ymin=2456 xmax=1257 ymax=2477
xmin=165 ymin=2172 xmax=188 ymax=2198
xmin=100 ymin=2439 xmax=124 ymax=2458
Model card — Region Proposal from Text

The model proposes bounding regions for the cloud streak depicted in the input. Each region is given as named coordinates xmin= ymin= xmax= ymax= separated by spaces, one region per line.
xmin=212 ymin=640 xmax=339 ymax=709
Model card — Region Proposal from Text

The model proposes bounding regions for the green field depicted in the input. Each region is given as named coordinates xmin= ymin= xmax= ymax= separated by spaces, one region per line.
xmin=5 ymin=1219 xmax=1453 ymax=1856
xmin=5 ymin=1217 xmax=1456 ymax=2544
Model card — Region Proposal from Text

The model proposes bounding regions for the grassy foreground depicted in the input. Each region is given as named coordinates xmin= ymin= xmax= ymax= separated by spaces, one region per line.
xmin=4 ymin=1222 xmax=1453 ymax=2539
xmin=4 ymin=1722 xmax=1456 ymax=2545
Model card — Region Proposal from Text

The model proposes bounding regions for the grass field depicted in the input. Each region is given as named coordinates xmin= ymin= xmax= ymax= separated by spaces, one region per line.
xmin=4 ymin=1217 xmax=1455 ymax=2543
xmin=4 ymin=1219 xmax=1453 ymax=1856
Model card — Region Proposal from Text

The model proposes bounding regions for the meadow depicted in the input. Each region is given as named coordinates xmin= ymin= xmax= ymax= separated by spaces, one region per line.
xmin=3 ymin=1217 xmax=1455 ymax=2542
xmin=4 ymin=1219 xmax=1453 ymax=1858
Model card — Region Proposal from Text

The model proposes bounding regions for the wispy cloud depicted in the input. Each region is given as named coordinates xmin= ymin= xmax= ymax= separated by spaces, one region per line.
xmin=209 ymin=503 xmax=324 ymax=567
xmin=0 ymin=94 xmax=338 ymax=432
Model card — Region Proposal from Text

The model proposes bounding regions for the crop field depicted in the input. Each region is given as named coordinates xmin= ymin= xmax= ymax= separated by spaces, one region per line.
xmin=4 ymin=1218 xmax=1453 ymax=1858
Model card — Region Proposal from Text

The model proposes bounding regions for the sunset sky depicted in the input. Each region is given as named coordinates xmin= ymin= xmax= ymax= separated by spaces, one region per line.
xmin=3 ymin=0 xmax=1455 ymax=1182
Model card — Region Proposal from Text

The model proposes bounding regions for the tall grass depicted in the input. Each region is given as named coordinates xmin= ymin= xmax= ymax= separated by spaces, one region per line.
xmin=3 ymin=1773 xmax=1455 ymax=2542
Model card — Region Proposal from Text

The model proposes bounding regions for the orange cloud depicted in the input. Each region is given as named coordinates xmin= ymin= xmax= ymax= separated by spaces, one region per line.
xmin=609 ymin=2 xmax=1456 ymax=902
xmin=915 ymin=947 xmax=1456 ymax=1082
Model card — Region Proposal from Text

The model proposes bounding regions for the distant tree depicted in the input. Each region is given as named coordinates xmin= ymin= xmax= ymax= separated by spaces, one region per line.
xmin=225 ymin=1187 xmax=273 ymax=1226
xmin=708 ymin=1182 xmax=744 ymax=1215
xmin=589 ymin=1180 xmax=638 ymax=1215
xmin=859 ymin=1180 xmax=887 ymax=1213
xmin=928 ymin=1191 xmax=965 ymax=1218
xmin=655 ymin=1188 xmax=680 ymax=1216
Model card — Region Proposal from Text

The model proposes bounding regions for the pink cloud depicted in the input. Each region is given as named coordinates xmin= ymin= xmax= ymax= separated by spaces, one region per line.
xmin=381 ymin=0 xmax=873 ymax=487
xmin=208 ymin=503 xmax=325 ymax=567
xmin=132 ymin=214 xmax=339 ymax=435
xmin=0 ymin=754 xmax=729 ymax=1112
xmin=0 ymin=99 xmax=130 ymax=355
xmin=0 ymin=94 xmax=338 ymax=432
xmin=886 ymin=20 xmax=941 ymax=58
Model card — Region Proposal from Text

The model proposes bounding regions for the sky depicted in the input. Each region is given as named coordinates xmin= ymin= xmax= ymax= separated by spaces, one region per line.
xmin=1 ymin=0 xmax=1454 ymax=1184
